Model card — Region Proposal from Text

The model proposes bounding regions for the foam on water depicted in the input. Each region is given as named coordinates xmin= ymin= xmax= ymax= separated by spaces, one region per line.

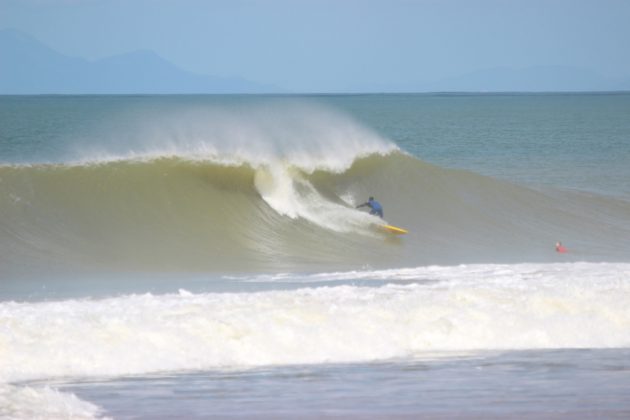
xmin=0 ymin=384 xmax=107 ymax=420
xmin=254 ymin=164 xmax=381 ymax=233
xmin=2 ymin=263 xmax=629 ymax=385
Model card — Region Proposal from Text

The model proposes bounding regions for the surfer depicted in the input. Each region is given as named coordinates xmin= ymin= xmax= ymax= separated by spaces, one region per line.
xmin=555 ymin=241 xmax=567 ymax=253
xmin=356 ymin=196 xmax=383 ymax=218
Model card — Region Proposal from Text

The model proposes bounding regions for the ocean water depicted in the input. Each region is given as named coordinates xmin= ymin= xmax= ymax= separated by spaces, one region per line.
xmin=1 ymin=93 xmax=630 ymax=419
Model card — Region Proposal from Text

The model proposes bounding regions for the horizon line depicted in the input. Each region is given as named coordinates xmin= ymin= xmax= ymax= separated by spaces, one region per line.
xmin=2 ymin=90 xmax=630 ymax=97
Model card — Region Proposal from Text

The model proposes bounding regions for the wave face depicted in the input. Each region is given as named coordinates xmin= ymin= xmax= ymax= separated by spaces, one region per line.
xmin=2 ymin=152 xmax=630 ymax=275
xmin=1 ymin=100 xmax=630 ymax=275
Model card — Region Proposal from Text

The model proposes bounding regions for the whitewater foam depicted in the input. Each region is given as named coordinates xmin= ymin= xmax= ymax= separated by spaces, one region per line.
xmin=0 ymin=384 xmax=107 ymax=420
xmin=253 ymin=164 xmax=381 ymax=233
xmin=2 ymin=263 xmax=629 ymax=384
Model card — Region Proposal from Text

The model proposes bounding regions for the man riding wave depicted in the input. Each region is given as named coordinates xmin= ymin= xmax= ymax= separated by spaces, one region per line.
xmin=356 ymin=196 xmax=383 ymax=218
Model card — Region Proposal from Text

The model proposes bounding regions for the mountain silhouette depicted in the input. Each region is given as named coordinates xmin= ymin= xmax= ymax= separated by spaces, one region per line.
xmin=0 ymin=29 xmax=278 ymax=94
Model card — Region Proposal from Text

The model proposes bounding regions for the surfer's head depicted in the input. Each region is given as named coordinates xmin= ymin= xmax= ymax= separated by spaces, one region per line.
xmin=369 ymin=196 xmax=374 ymax=201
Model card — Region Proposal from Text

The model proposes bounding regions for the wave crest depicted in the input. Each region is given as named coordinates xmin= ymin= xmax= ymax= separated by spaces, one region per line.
xmin=54 ymin=101 xmax=398 ymax=173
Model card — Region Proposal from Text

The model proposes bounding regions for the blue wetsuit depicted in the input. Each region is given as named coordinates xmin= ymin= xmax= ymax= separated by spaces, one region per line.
xmin=357 ymin=198 xmax=383 ymax=218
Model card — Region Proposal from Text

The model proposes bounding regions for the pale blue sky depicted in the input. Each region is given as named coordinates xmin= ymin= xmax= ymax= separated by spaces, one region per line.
xmin=2 ymin=0 xmax=629 ymax=92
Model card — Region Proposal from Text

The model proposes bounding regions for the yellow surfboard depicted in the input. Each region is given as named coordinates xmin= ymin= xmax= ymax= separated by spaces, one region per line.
xmin=382 ymin=224 xmax=408 ymax=235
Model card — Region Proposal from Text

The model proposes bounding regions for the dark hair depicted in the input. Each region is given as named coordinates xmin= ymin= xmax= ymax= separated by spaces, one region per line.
xmin=369 ymin=196 xmax=374 ymax=200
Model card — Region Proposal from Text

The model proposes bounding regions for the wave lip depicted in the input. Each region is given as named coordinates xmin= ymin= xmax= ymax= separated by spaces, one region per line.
xmin=26 ymin=101 xmax=400 ymax=172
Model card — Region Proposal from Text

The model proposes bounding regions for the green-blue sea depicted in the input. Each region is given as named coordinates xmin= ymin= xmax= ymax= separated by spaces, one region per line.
xmin=1 ymin=93 xmax=630 ymax=419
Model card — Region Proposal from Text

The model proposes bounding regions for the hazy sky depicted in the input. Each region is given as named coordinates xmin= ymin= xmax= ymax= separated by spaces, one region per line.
xmin=2 ymin=0 xmax=629 ymax=91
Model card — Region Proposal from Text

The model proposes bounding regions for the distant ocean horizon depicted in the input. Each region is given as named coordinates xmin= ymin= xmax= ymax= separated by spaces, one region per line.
xmin=1 ymin=93 xmax=629 ymax=419
xmin=3 ymin=89 xmax=630 ymax=96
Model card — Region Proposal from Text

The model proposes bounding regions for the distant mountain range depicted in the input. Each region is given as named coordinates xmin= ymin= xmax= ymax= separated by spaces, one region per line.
xmin=1 ymin=29 xmax=628 ymax=94
xmin=0 ymin=29 xmax=278 ymax=94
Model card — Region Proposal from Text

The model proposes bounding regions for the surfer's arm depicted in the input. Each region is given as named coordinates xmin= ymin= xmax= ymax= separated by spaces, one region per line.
xmin=356 ymin=202 xmax=368 ymax=209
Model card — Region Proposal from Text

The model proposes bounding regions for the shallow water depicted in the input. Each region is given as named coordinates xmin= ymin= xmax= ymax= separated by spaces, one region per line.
xmin=52 ymin=349 xmax=630 ymax=419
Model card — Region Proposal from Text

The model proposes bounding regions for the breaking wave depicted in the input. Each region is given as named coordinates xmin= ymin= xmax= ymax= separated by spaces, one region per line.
xmin=1 ymin=101 xmax=629 ymax=276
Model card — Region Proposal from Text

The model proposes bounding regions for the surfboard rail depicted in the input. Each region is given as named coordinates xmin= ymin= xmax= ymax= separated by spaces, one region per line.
xmin=382 ymin=224 xmax=408 ymax=234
